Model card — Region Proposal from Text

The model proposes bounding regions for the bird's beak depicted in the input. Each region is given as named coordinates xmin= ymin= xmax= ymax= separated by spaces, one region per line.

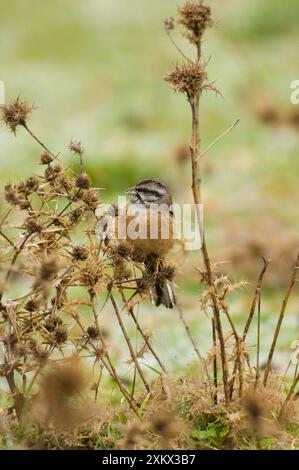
xmin=126 ymin=186 xmax=136 ymax=195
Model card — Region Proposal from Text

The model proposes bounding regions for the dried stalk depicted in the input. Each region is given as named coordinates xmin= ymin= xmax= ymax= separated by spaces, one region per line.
xmin=211 ymin=317 xmax=218 ymax=405
xmin=120 ymin=289 xmax=168 ymax=374
xmin=264 ymin=253 xmax=299 ymax=386
xmin=176 ymin=302 xmax=212 ymax=392
xmin=229 ymin=257 xmax=268 ymax=398
xmin=110 ymin=293 xmax=151 ymax=393
xmin=189 ymin=92 xmax=230 ymax=406
xmin=279 ymin=369 xmax=299 ymax=420
xmin=255 ymin=290 xmax=261 ymax=388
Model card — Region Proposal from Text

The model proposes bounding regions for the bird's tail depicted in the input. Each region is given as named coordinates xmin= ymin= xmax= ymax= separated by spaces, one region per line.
xmin=145 ymin=255 xmax=176 ymax=309
xmin=151 ymin=280 xmax=176 ymax=309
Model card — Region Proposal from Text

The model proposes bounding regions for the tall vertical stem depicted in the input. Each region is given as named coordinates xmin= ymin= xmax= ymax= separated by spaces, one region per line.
xmin=189 ymin=91 xmax=230 ymax=406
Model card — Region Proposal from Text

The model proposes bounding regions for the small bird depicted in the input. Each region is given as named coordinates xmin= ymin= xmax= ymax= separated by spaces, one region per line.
xmin=125 ymin=179 xmax=176 ymax=309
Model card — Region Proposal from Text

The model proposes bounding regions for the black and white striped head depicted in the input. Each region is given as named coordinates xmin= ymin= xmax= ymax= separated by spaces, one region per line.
xmin=126 ymin=179 xmax=172 ymax=208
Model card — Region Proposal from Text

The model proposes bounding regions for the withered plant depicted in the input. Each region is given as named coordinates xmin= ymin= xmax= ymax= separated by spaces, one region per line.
xmin=0 ymin=97 xmax=172 ymax=425
xmin=163 ymin=0 xmax=299 ymax=412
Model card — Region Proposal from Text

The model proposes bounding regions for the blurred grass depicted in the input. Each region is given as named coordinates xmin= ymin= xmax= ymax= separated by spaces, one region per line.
xmin=0 ymin=0 xmax=298 ymax=368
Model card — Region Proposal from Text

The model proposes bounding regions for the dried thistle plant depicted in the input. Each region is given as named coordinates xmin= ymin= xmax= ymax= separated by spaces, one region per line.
xmin=0 ymin=1 xmax=298 ymax=450
xmin=0 ymin=98 xmax=169 ymax=424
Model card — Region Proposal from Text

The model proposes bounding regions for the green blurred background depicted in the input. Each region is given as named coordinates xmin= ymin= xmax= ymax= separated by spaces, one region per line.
xmin=0 ymin=0 xmax=298 ymax=372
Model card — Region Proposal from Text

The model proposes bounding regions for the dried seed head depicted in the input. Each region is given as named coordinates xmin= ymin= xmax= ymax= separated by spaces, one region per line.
xmin=35 ymin=358 xmax=88 ymax=428
xmin=76 ymin=172 xmax=91 ymax=189
xmin=164 ymin=62 xmax=208 ymax=99
xmin=24 ymin=216 xmax=43 ymax=233
xmin=72 ymin=245 xmax=89 ymax=261
xmin=4 ymin=183 xmax=20 ymax=206
xmin=35 ymin=349 xmax=50 ymax=364
xmin=243 ymin=392 xmax=264 ymax=435
xmin=86 ymin=325 xmax=99 ymax=339
xmin=52 ymin=325 xmax=68 ymax=345
xmin=40 ymin=151 xmax=53 ymax=165
xmin=130 ymin=247 xmax=146 ymax=263
xmin=152 ymin=411 xmax=180 ymax=440
xmin=44 ymin=315 xmax=62 ymax=333
xmin=38 ymin=255 xmax=60 ymax=281
xmin=69 ymin=207 xmax=85 ymax=225
xmin=94 ymin=345 xmax=109 ymax=358
xmin=25 ymin=175 xmax=39 ymax=193
xmin=77 ymin=262 xmax=105 ymax=295
xmin=15 ymin=343 xmax=27 ymax=357
xmin=164 ymin=17 xmax=175 ymax=32
xmin=178 ymin=1 xmax=213 ymax=44
xmin=59 ymin=176 xmax=74 ymax=192
xmin=113 ymin=256 xmax=132 ymax=282
xmin=45 ymin=163 xmax=63 ymax=182
xmin=120 ymin=421 xmax=145 ymax=450
xmin=68 ymin=140 xmax=84 ymax=156
xmin=1 ymin=97 xmax=33 ymax=134
xmin=114 ymin=241 xmax=133 ymax=259
xmin=19 ymin=199 xmax=31 ymax=210
xmin=80 ymin=189 xmax=99 ymax=210
xmin=25 ymin=299 xmax=40 ymax=312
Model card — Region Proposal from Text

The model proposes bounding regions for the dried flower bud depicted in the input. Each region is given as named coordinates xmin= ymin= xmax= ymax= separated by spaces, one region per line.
xmin=15 ymin=343 xmax=27 ymax=357
xmin=52 ymin=325 xmax=68 ymax=345
xmin=69 ymin=207 xmax=85 ymax=225
xmin=68 ymin=140 xmax=84 ymax=156
xmin=178 ymin=1 xmax=213 ymax=44
xmin=39 ymin=255 xmax=60 ymax=281
xmin=4 ymin=183 xmax=20 ymax=206
xmin=40 ymin=151 xmax=53 ymax=165
xmin=72 ymin=245 xmax=89 ymax=261
xmin=131 ymin=247 xmax=146 ymax=263
xmin=19 ymin=199 xmax=31 ymax=210
xmin=115 ymin=241 xmax=133 ymax=259
xmin=87 ymin=325 xmax=99 ymax=339
xmin=80 ymin=189 xmax=98 ymax=209
xmin=152 ymin=412 xmax=179 ymax=437
xmin=25 ymin=176 xmax=39 ymax=193
xmin=164 ymin=17 xmax=175 ymax=32
xmin=44 ymin=315 xmax=62 ymax=333
xmin=76 ymin=172 xmax=91 ymax=189
xmin=164 ymin=62 xmax=208 ymax=99
xmin=45 ymin=163 xmax=63 ymax=182
xmin=24 ymin=216 xmax=42 ymax=233
xmin=59 ymin=176 xmax=74 ymax=191
xmin=1 ymin=97 xmax=33 ymax=134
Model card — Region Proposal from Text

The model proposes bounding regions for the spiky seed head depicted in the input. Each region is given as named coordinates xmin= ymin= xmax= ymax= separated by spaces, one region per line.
xmin=1 ymin=97 xmax=34 ymax=134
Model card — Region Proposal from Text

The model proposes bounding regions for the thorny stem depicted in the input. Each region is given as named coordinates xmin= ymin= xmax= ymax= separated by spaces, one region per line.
xmin=176 ymin=302 xmax=212 ymax=392
xmin=22 ymin=123 xmax=58 ymax=160
xmin=189 ymin=92 xmax=230 ymax=406
xmin=110 ymin=292 xmax=151 ymax=393
xmin=229 ymin=257 xmax=268 ymax=398
xmin=263 ymin=252 xmax=299 ymax=386
xmin=74 ymin=312 xmax=139 ymax=415
xmin=120 ymin=289 xmax=168 ymax=374
xmin=220 ymin=300 xmax=242 ymax=398
xmin=255 ymin=291 xmax=262 ymax=388
xmin=212 ymin=318 xmax=218 ymax=405
xmin=279 ymin=370 xmax=299 ymax=420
